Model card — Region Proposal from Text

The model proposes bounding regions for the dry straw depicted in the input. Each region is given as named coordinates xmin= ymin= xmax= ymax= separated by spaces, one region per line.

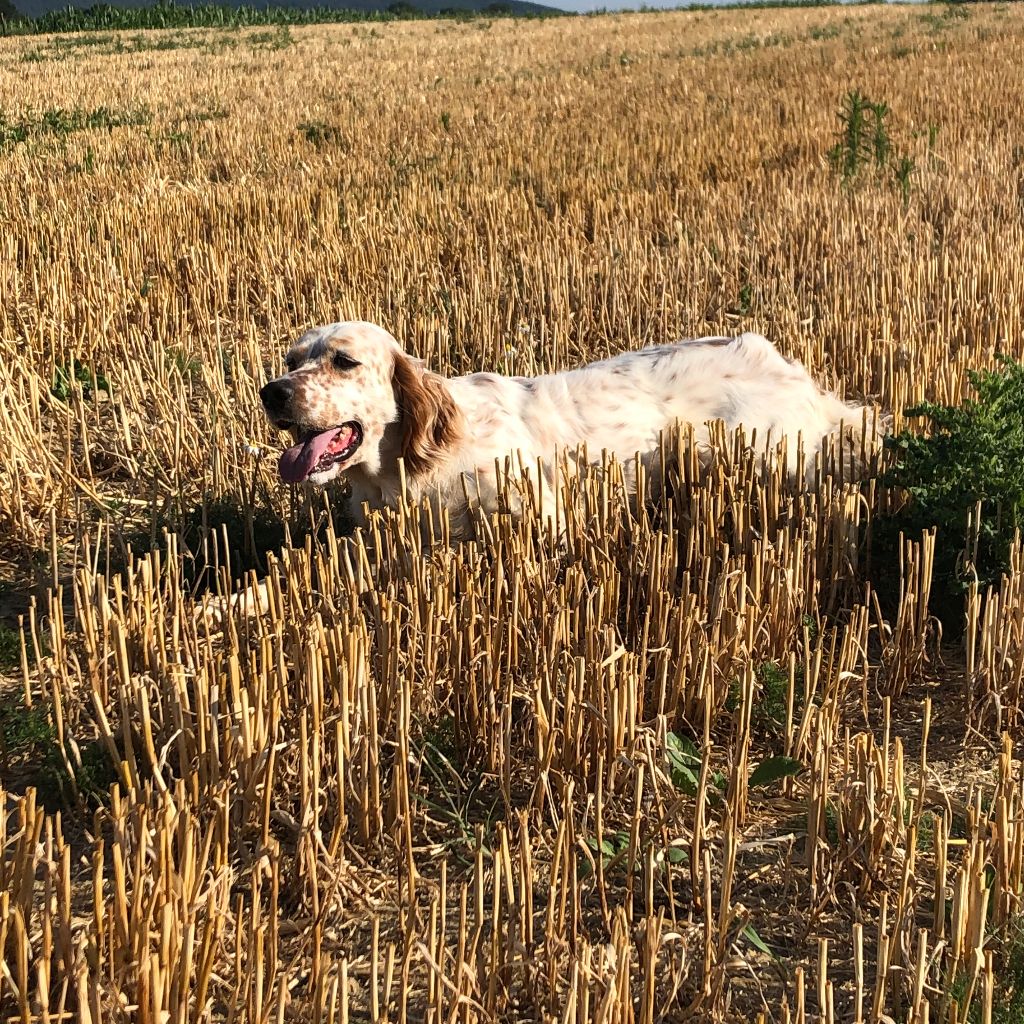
xmin=1 ymin=3 xmax=1024 ymax=1021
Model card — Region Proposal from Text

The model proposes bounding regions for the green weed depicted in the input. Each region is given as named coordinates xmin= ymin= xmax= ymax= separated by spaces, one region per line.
xmin=919 ymin=2 xmax=969 ymax=32
xmin=951 ymin=911 xmax=1024 ymax=1024
xmin=51 ymin=360 xmax=110 ymax=402
xmin=734 ymin=279 xmax=754 ymax=317
xmin=0 ymin=697 xmax=117 ymax=809
xmin=0 ymin=699 xmax=51 ymax=755
xmin=166 ymin=346 xmax=201 ymax=378
xmin=185 ymin=107 xmax=228 ymax=123
xmin=0 ymin=105 xmax=151 ymax=150
xmin=827 ymin=89 xmax=917 ymax=204
xmin=579 ymin=830 xmax=687 ymax=881
xmin=894 ymin=154 xmax=915 ymax=207
xmin=807 ymin=22 xmax=842 ymax=40
xmin=664 ymin=730 xmax=802 ymax=800
xmin=249 ymin=25 xmax=294 ymax=49
xmin=828 ymin=90 xmax=887 ymax=181
xmin=876 ymin=357 xmax=1024 ymax=630
xmin=298 ymin=120 xmax=346 ymax=148
xmin=727 ymin=660 xmax=811 ymax=742
xmin=113 ymin=494 xmax=292 ymax=591
xmin=0 ymin=626 xmax=22 ymax=670
xmin=413 ymin=716 xmax=502 ymax=864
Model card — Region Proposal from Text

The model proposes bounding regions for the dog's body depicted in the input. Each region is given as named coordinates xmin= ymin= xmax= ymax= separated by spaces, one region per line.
xmin=259 ymin=321 xmax=879 ymax=540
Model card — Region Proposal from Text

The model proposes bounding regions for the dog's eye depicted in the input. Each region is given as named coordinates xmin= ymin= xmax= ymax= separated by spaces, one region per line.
xmin=333 ymin=352 xmax=360 ymax=372
xmin=284 ymin=355 xmax=298 ymax=371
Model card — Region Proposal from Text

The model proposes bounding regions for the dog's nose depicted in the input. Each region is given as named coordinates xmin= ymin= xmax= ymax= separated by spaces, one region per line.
xmin=260 ymin=378 xmax=294 ymax=413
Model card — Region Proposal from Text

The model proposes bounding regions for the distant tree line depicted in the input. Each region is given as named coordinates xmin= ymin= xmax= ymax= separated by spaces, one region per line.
xmin=0 ymin=0 xmax=560 ymax=36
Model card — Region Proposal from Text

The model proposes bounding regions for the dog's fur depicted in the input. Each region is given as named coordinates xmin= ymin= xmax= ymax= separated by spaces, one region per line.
xmin=259 ymin=321 xmax=880 ymax=539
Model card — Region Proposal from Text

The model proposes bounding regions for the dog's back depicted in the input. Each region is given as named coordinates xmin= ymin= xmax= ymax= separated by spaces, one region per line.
xmin=513 ymin=332 xmax=877 ymax=485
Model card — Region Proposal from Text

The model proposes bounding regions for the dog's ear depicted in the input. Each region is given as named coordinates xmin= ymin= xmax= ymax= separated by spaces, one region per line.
xmin=391 ymin=352 xmax=462 ymax=478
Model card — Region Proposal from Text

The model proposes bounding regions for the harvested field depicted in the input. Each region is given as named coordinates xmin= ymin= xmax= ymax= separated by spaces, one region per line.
xmin=2 ymin=2 xmax=1024 ymax=1020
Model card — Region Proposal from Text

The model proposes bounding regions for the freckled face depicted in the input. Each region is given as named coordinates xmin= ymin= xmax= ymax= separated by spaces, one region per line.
xmin=259 ymin=323 xmax=401 ymax=485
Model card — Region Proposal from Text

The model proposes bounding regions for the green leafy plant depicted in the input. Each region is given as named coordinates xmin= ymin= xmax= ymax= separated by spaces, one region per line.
xmin=51 ymin=359 xmax=110 ymax=401
xmin=808 ymin=22 xmax=842 ymax=41
xmin=0 ymin=699 xmax=53 ymax=755
xmin=894 ymin=153 xmax=915 ymax=207
xmin=184 ymin=107 xmax=229 ymax=123
xmin=579 ymin=831 xmax=687 ymax=880
xmin=166 ymin=345 xmax=201 ymax=378
xmin=752 ymin=661 xmax=791 ymax=736
xmin=916 ymin=809 xmax=935 ymax=851
xmin=988 ymin=915 xmax=1024 ymax=1024
xmin=0 ymin=105 xmax=151 ymax=150
xmin=742 ymin=924 xmax=779 ymax=960
xmin=828 ymin=90 xmax=879 ymax=181
xmin=0 ymin=625 xmax=22 ymax=670
xmin=749 ymin=755 xmax=803 ymax=789
xmin=413 ymin=718 xmax=502 ymax=865
xmin=828 ymin=90 xmax=915 ymax=201
xmin=868 ymin=98 xmax=891 ymax=165
xmin=58 ymin=740 xmax=120 ymax=806
xmin=111 ymin=494 xmax=291 ymax=591
xmin=665 ymin=731 xmax=725 ymax=796
xmin=734 ymin=279 xmax=754 ymax=317
xmin=919 ymin=2 xmax=969 ymax=33
xmin=727 ymin=660 xmax=815 ymax=742
xmin=0 ymin=697 xmax=117 ymax=809
xmin=950 ymin=911 xmax=1024 ymax=1024
xmin=877 ymin=357 xmax=1024 ymax=629
xmin=665 ymin=731 xmax=802 ymax=798
xmin=584 ymin=830 xmax=630 ymax=868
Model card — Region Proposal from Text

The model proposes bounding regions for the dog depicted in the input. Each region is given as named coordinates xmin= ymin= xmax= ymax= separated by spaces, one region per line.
xmin=257 ymin=321 xmax=881 ymax=542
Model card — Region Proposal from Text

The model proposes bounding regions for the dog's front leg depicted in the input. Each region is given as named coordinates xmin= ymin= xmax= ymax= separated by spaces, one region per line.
xmin=194 ymin=573 xmax=273 ymax=631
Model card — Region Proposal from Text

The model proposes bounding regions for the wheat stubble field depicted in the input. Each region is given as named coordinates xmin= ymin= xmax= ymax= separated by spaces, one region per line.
xmin=2 ymin=2 xmax=1024 ymax=1020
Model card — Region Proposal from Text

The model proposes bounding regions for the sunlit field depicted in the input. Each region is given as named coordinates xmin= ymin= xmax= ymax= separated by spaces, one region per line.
xmin=2 ymin=2 xmax=1024 ymax=1020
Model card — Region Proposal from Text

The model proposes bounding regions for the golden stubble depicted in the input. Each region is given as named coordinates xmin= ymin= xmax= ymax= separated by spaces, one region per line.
xmin=1 ymin=6 xmax=1023 ymax=1022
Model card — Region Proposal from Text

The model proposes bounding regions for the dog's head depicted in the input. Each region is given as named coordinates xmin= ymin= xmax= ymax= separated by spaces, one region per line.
xmin=260 ymin=321 xmax=462 ymax=487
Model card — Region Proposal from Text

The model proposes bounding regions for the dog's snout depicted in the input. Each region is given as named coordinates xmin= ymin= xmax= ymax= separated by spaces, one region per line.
xmin=260 ymin=378 xmax=294 ymax=413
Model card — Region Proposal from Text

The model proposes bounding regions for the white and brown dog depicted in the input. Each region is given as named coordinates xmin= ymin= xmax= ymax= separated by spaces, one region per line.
xmin=259 ymin=321 xmax=879 ymax=539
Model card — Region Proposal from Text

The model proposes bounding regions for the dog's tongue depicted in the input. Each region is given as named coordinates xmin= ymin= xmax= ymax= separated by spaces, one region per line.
xmin=278 ymin=427 xmax=347 ymax=484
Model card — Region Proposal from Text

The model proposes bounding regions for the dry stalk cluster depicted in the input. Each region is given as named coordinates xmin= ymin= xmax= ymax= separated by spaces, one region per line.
xmin=1 ymin=4 xmax=1024 ymax=1021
